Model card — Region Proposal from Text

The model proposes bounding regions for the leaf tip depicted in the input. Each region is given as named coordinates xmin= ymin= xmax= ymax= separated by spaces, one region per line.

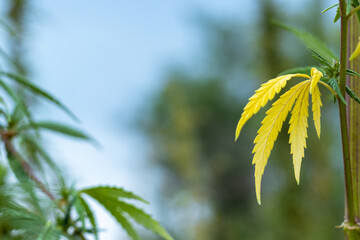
xmin=255 ymin=175 xmax=262 ymax=205
xmin=294 ymin=162 xmax=302 ymax=185
xmin=235 ymin=121 xmax=243 ymax=141
xmin=349 ymin=38 xmax=360 ymax=61
xmin=256 ymin=193 xmax=261 ymax=205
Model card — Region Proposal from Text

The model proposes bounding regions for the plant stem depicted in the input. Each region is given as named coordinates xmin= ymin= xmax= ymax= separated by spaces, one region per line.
xmin=348 ymin=10 xmax=360 ymax=224
xmin=339 ymin=0 xmax=358 ymax=238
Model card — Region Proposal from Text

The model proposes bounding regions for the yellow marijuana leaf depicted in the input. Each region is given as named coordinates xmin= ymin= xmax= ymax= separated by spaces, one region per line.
xmin=311 ymin=85 xmax=322 ymax=138
xmin=309 ymin=67 xmax=322 ymax=94
xmin=235 ymin=73 xmax=310 ymax=140
xmin=349 ymin=37 xmax=360 ymax=61
xmin=253 ymin=81 xmax=309 ymax=204
xmin=289 ymin=82 xmax=310 ymax=184
xmin=235 ymin=67 xmax=330 ymax=204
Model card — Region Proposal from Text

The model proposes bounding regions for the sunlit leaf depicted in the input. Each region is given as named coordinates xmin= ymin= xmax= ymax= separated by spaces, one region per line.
xmin=312 ymin=85 xmax=322 ymax=138
xmin=349 ymin=38 xmax=360 ymax=61
xmin=288 ymin=83 xmax=310 ymax=184
xmin=235 ymin=73 xmax=310 ymax=140
xmin=252 ymin=80 xmax=310 ymax=204
xmin=309 ymin=68 xmax=323 ymax=94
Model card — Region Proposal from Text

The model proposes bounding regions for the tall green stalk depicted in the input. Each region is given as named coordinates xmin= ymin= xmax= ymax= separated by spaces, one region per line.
xmin=348 ymin=11 xmax=360 ymax=223
xmin=339 ymin=0 xmax=359 ymax=239
xmin=346 ymin=11 xmax=360 ymax=240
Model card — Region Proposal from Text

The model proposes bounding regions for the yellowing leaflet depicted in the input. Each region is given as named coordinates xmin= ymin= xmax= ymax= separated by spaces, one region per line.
xmin=235 ymin=67 xmax=330 ymax=204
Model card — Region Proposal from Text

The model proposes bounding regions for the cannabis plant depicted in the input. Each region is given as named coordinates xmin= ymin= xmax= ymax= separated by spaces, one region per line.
xmin=236 ymin=1 xmax=360 ymax=238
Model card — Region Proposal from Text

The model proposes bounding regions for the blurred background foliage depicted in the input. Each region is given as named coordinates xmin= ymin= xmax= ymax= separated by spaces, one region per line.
xmin=0 ymin=0 xmax=349 ymax=239
xmin=140 ymin=0 xmax=345 ymax=239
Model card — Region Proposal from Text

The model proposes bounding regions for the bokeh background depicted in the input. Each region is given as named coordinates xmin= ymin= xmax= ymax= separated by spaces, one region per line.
xmin=0 ymin=0 xmax=347 ymax=239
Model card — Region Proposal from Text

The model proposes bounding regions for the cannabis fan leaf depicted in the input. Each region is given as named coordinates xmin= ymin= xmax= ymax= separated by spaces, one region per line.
xmin=235 ymin=67 xmax=331 ymax=204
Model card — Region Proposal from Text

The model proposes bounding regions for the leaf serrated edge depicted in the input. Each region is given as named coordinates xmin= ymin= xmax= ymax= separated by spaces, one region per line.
xmin=252 ymin=80 xmax=310 ymax=204
xmin=235 ymin=74 xmax=309 ymax=140
xmin=289 ymin=83 xmax=310 ymax=184
xmin=312 ymin=85 xmax=322 ymax=138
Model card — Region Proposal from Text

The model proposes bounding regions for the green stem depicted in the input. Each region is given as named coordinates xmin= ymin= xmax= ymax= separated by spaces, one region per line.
xmin=348 ymin=10 xmax=360 ymax=224
xmin=339 ymin=1 xmax=357 ymax=239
